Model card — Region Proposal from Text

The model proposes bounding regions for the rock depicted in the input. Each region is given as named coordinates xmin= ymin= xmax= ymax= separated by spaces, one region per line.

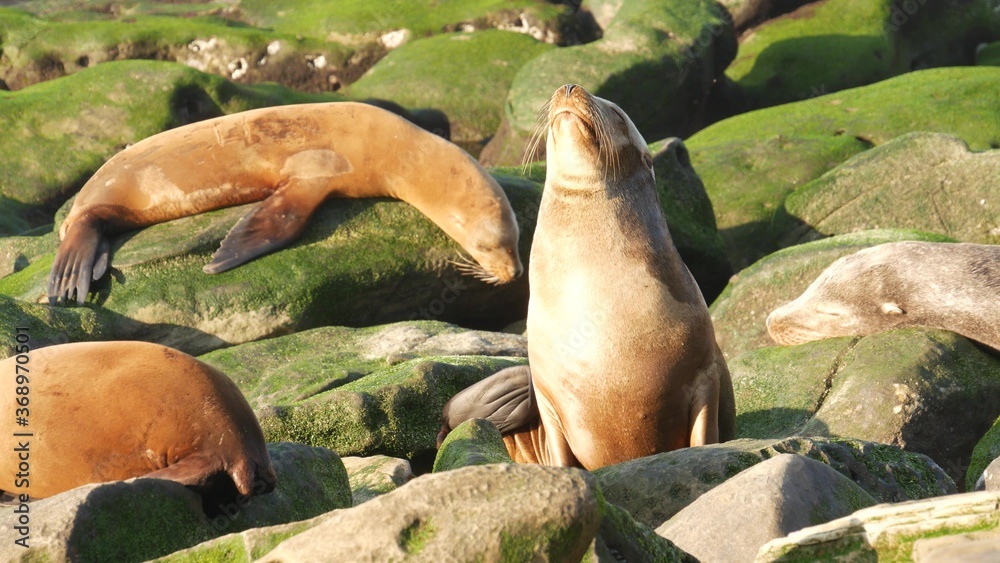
xmin=756 ymin=491 xmax=1000 ymax=561
xmin=0 ymin=196 xmax=37 ymax=237
xmin=733 ymin=328 xmax=1000 ymax=487
xmin=594 ymin=502 xmax=696 ymax=563
xmin=979 ymin=41 xmax=1000 ymax=66
xmin=0 ymin=175 xmax=539 ymax=354
xmin=726 ymin=0 xmax=1000 ymax=110
xmin=716 ymin=0 xmax=815 ymax=31
xmin=341 ymin=455 xmax=414 ymax=505
xmin=594 ymin=436 xmax=952 ymax=530
xmin=710 ymin=229 xmax=953 ymax=360
xmin=434 ymin=418 xmax=513 ymax=472
xmin=968 ymin=415 xmax=1000 ymax=491
xmin=976 ymin=457 xmax=1000 ymax=492
xmin=0 ymin=8 xmax=351 ymax=92
xmin=347 ymin=30 xmax=554 ymax=150
xmin=479 ymin=0 xmax=736 ymax=166
xmin=688 ymin=66 xmax=1000 ymax=268
xmin=152 ymin=512 xmax=339 ymax=562
xmin=656 ymin=454 xmax=877 ymax=563
xmin=196 ymin=322 xmax=528 ymax=459
xmin=0 ymin=442 xmax=351 ymax=562
xmin=259 ymin=464 xmax=602 ymax=562
xmin=778 ymin=133 xmax=1000 ymax=247
xmin=0 ymin=294 xmax=114 ymax=357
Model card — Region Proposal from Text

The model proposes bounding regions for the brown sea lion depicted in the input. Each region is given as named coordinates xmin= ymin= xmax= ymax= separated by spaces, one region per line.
xmin=0 ymin=341 xmax=276 ymax=501
xmin=48 ymin=101 xmax=522 ymax=305
xmin=439 ymin=85 xmax=735 ymax=469
xmin=766 ymin=241 xmax=1000 ymax=350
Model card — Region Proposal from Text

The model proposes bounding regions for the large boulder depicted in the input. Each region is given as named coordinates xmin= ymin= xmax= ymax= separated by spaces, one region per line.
xmin=757 ymin=491 xmax=1000 ymax=561
xmin=0 ymin=294 xmax=113 ymax=357
xmin=732 ymin=328 xmax=1000 ymax=487
xmin=656 ymin=454 xmax=877 ymax=563
xmin=594 ymin=436 xmax=953 ymax=530
xmin=433 ymin=418 xmax=513 ymax=472
xmin=778 ymin=133 xmax=1000 ymax=247
xmin=259 ymin=464 xmax=602 ymax=562
xmin=710 ymin=229 xmax=953 ymax=360
xmin=688 ymin=66 xmax=1000 ymax=268
xmin=341 ymin=455 xmax=414 ymax=506
xmin=197 ymin=321 xmax=528 ymax=461
xmin=725 ymin=0 xmax=1000 ymax=110
xmin=479 ymin=0 xmax=737 ymax=166
xmin=968 ymin=415 xmax=1000 ymax=491
xmin=0 ymin=442 xmax=351 ymax=562
xmin=347 ymin=30 xmax=555 ymax=150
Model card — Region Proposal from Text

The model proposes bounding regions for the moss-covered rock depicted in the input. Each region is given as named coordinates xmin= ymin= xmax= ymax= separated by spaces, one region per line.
xmin=0 ymin=442 xmax=351 ymax=562
xmin=688 ymin=66 xmax=1000 ymax=268
xmin=969 ymin=416 xmax=1000 ymax=491
xmin=153 ymin=512 xmax=338 ymax=563
xmin=258 ymin=464 xmax=602 ymax=562
xmin=757 ymin=491 xmax=1000 ymax=561
xmin=735 ymin=328 xmax=1000 ymax=488
xmin=656 ymin=454 xmax=878 ymax=563
xmin=433 ymin=418 xmax=513 ymax=472
xmin=726 ymin=0 xmax=1000 ymax=110
xmin=590 ymin=501 xmax=696 ymax=563
xmin=593 ymin=436 xmax=953 ymax=530
xmin=341 ymin=455 xmax=413 ymax=506
xmin=0 ymin=58 xmax=339 ymax=215
xmin=479 ymin=0 xmax=736 ymax=166
xmin=0 ymin=294 xmax=115 ymax=356
xmin=710 ymin=229 xmax=953 ymax=360
xmin=347 ymin=30 xmax=554 ymax=149
xmin=0 ymin=7 xmax=351 ymax=92
xmin=778 ymin=133 xmax=1000 ymax=247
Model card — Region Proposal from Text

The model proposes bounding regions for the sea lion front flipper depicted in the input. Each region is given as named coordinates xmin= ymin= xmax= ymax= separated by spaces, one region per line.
xmin=204 ymin=180 xmax=328 ymax=274
xmin=142 ymin=453 xmax=226 ymax=490
xmin=438 ymin=365 xmax=536 ymax=447
xmin=48 ymin=216 xmax=107 ymax=306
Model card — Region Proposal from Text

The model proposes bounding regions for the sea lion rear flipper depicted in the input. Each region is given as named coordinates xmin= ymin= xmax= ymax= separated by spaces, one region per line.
xmin=48 ymin=216 xmax=107 ymax=306
xmin=438 ymin=365 xmax=536 ymax=447
xmin=204 ymin=181 xmax=326 ymax=274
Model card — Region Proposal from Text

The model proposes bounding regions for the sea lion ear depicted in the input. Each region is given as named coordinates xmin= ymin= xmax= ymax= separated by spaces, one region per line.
xmin=881 ymin=302 xmax=905 ymax=315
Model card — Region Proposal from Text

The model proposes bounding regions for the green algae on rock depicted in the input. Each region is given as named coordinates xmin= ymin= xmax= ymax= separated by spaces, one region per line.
xmin=0 ymin=293 xmax=114 ymax=356
xmin=0 ymin=7 xmax=351 ymax=92
xmin=968 ymin=415 xmax=1000 ymax=491
xmin=710 ymin=229 xmax=954 ymax=360
xmin=688 ymin=66 xmax=1000 ymax=268
xmin=347 ymin=30 xmax=554 ymax=149
xmin=479 ymin=0 xmax=737 ymax=166
xmin=725 ymin=0 xmax=1000 ymax=110
xmin=778 ymin=133 xmax=1000 ymax=247
xmin=341 ymin=455 xmax=413 ymax=506
xmin=433 ymin=418 xmax=513 ymax=472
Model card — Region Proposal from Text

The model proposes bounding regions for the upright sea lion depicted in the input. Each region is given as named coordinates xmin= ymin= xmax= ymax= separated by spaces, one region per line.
xmin=766 ymin=241 xmax=1000 ymax=350
xmin=48 ymin=102 xmax=521 ymax=305
xmin=439 ymin=85 xmax=735 ymax=469
xmin=0 ymin=341 xmax=276 ymax=502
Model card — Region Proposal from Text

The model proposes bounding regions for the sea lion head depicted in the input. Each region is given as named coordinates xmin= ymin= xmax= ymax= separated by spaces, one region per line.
xmin=448 ymin=181 xmax=523 ymax=285
xmin=536 ymin=84 xmax=653 ymax=188
xmin=766 ymin=245 xmax=912 ymax=345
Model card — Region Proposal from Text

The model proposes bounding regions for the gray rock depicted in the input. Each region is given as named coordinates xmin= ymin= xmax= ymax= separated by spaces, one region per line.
xmin=657 ymin=454 xmax=877 ymax=563
xmin=969 ymin=414 xmax=1000 ymax=491
xmin=594 ymin=436 xmax=953 ymax=530
xmin=0 ymin=442 xmax=351 ymax=562
xmin=259 ymin=464 xmax=602 ymax=562
xmin=341 ymin=455 xmax=413 ymax=506
xmin=756 ymin=491 xmax=1000 ymax=562
xmin=779 ymin=133 xmax=1000 ymax=248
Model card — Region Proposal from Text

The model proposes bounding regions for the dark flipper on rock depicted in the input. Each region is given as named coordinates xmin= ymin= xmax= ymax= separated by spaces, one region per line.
xmin=203 ymin=180 xmax=329 ymax=274
xmin=48 ymin=216 xmax=108 ymax=306
xmin=438 ymin=365 xmax=536 ymax=447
